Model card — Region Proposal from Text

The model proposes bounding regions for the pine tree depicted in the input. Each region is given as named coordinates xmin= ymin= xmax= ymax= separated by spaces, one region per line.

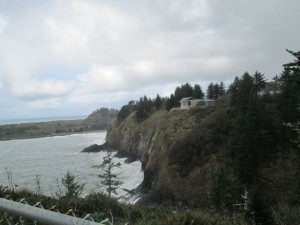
xmin=154 ymin=94 xmax=163 ymax=110
xmin=136 ymin=96 xmax=153 ymax=122
xmin=229 ymin=72 xmax=270 ymax=185
xmin=219 ymin=82 xmax=226 ymax=96
xmin=117 ymin=101 xmax=136 ymax=122
xmin=213 ymin=83 xmax=220 ymax=99
xmin=193 ymin=84 xmax=204 ymax=99
xmin=278 ymin=49 xmax=300 ymax=122
xmin=61 ymin=171 xmax=85 ymax=198
xmin=166 ymin=94 xmax=176 ymax=110
xmin=253 ymin=71 xmax=266 ymax=94
xmin=206 ymin=82 xmax=214 ymax=99
xmin=209 ymin=168 xmax=231 ymax=211
xmin=95 ymin=151 xmax=123 ymax=197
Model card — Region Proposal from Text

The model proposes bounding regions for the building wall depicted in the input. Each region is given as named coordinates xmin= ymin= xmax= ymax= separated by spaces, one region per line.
xmin=180 ymin=99 xmax=215 ymax=108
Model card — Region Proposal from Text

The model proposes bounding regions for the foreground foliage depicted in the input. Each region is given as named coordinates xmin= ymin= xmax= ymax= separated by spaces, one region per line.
xmin=0 ymin=186 xmax=250 ymax=225
xmin=1 ymin=186 xmax=299 ymax=225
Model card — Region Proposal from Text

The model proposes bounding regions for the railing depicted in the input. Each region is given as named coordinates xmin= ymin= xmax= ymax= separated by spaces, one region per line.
xmin=0 ymin=198 xmax=111 ymax=225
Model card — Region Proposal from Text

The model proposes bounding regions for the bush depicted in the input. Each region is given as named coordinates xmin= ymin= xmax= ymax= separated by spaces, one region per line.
xmin=271 ymin=202 xmax=300 ymax=225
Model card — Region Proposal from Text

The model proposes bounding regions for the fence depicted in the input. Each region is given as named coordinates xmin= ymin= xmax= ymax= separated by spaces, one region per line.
xmin=0 ymin=198 xmax=111 ymax=225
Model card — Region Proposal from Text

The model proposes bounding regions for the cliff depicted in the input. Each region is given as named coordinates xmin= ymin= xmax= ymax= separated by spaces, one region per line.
xmin=106 ymin=95 xmax=299 ymax=207
xmin=106 ymin=96 xmax=229 ymax=205
xmin=107 ymin=110 xmax=167 ymax=167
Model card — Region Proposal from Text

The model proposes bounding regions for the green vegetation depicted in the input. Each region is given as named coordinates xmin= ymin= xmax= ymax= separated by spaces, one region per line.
xmin=94 ymin=151 xmax=123 ymax=197
xmin=206 ymin=82 xmax=226 ymax=99
xmin=84 ymin=107 xmax=118 ymax=130
xmin=0 ymin=185 xmax=250 ymax=225
xmin=117 ymin=96 xmax=167 ymax=123
xmin=1 ymin=184 xmax=299 ymax=225
xmin=166 ymin=83 xmax=205 ymax=110
xmin=0 ymin=107 xmax=116 ymax=140
xmin=116 ymin=83 xmax=206 ymax=123
xmin=61 ymin=171 xmax=85 ymax=198
xmin=107 ymin=49 xmax=300 ymax=225
xmin=0 ymin=119 xmax=87 ymax=140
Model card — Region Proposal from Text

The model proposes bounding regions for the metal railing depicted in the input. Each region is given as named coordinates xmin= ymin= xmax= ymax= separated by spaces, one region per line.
xmin=0 ymin=198 xmax=110 ymax=225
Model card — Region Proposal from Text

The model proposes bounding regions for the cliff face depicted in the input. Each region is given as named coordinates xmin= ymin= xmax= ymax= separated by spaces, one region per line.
xmin=106 ymin=97 xmax=230 ymax=205
xmin=106 ymin=110 xmax=167 ymax=167
xmin=139 ymin=98 xmax=231 ymax=206
xmin=106 ymin=96 xmax=299 ymax=206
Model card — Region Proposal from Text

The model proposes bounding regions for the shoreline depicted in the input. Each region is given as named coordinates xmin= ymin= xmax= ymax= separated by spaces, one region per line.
xmin=0 ymin=129 xmax=106 ymax=141
xmin=0 ymin=119 xmax=107 ymax=141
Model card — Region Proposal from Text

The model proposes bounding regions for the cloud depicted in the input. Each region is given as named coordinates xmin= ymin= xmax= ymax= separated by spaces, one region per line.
xmin=0 ymin=0 xmax=300 ymax=119
xmin=10 ymin=79 xmax=76 ymax=100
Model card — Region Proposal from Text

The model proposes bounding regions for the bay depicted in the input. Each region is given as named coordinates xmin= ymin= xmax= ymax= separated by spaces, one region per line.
xmin=0 ymin=131 xmax=143 ymax=203
xmin=0 ymin=115 xmax=87 ymax=125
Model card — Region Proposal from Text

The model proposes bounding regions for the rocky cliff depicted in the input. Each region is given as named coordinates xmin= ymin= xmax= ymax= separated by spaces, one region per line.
xmin=106 ymin=96 xmax=229 ymax=206
xmin=106 ymin=95 xmax=299 ymax=207
xmin=107 ymin=110 xmax=167 ymax=167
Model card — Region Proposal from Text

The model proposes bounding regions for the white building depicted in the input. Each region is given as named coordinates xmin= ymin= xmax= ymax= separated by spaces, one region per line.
xmin=179 ymin=97 xmax=215 ymax=108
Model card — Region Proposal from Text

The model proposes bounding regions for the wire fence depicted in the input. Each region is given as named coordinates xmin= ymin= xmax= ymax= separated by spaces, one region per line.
xmin=0 ymin=197 xmax=112 ymax=225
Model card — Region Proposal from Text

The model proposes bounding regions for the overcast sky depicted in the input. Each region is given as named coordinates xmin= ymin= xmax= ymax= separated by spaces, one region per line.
xmin=0 ymin=0 xmax=299 ymax=120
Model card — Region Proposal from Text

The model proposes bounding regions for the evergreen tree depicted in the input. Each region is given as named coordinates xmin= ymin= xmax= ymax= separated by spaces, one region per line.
xmin=213 ymin=83 xmax=220 ymax=99
xmin=173 ymin=83 xmax=194 ymax=106
xmin=206 ymin=82 xmax=214 ymax=99
xmin=181 ymin=83 xmax=194 ymax=98
xmin=193 ymin=84 xmax=204 ymax=99
xmin=154 ymin=94 xmax=163 ymax=110
xmin=117 ymin=101 xmax=136 ymax=122
xmin=136 ymin=96 xmax=153 ymax=122
xmin=209 ymin=168 xmax=231 ymax=211
xmin=61 ymin=171 xmax=85 ymax=198
xmin=219 ymin=82 xmax=226 ymax=96
xmin=278 ymin=49 xmax=300 ymax=122
xmin=253 ymin=71 xmax=266 ymax=94
xmin=166 ymin=94 xmax=176 ymax=111
xmin=230 ymin=115 xmax=257 ymax=184
xmin=207 ymin=82 xmax=226 ymax=99
xmin=228 ymin=77 xmax=240 ymax=105
xmin=95 ymin=151 xmax=123 ymax=197
xmin=229 ymin=72 xmax=272 ymax=185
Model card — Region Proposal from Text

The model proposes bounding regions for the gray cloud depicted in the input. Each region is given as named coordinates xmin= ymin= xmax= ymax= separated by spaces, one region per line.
xmin=0 ymin=0 xmax=299 ymax=119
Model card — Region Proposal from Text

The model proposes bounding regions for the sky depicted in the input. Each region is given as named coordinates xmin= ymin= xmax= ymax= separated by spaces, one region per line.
xmin=0 ymin=0 xmax=299 ymax=120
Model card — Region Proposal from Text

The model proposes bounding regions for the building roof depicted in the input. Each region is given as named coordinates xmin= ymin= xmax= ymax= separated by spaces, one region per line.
xmin=179 ymin=97 xmax=194 ymax=102
xmin=180 ymin=97 xmax=215 ymax=102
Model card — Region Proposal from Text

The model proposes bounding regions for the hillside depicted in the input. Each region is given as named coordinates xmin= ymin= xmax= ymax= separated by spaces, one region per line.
xmin=106 ymin=52 xmax=300 ymax=223
xmin=107 ymin=95 xmax=298 ymax=208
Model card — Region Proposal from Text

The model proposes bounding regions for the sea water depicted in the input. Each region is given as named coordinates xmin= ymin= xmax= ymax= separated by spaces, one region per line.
xmin=0 ymin=131 xmax=143 ymax=203
xmin=0 ymin=115 xmax=87 ymax=125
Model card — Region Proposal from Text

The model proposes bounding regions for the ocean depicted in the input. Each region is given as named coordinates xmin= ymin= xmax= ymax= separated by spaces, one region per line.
xmin=0 ymin=115 xmax=87 ymax=125
xmin=0 ymin=131 xmax=143 ymax=203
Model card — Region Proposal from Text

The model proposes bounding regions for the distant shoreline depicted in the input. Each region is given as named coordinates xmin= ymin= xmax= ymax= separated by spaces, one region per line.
xmin=0 ymin=119 xmax=104 ymax=141
xmin=0 ymin=129 xmax=106 ymax=141
xmin=0 ymin=115 xmax=87 ymax=126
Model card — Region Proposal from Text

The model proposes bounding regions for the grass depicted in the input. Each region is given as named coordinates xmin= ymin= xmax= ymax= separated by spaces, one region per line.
xmin=0 ymin=186 xmax=249 ymax=225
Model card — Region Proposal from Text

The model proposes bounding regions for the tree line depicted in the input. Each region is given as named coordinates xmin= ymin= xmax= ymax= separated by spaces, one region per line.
xmin=117 ymin=82 xmax=227 ymax=123
xmin=209 ymin=50 xmax=300 ymax=224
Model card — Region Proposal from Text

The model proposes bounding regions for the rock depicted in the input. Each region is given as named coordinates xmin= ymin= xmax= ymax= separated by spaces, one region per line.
xmin=81 ymin=142 xmax=107 ymax=153
xmin=115 ymin=150 xmax=137 ymax=163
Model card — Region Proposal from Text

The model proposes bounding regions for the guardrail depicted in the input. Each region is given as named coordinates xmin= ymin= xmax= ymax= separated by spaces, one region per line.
xmin=0 ymin=198 xmax=110 ymax=225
